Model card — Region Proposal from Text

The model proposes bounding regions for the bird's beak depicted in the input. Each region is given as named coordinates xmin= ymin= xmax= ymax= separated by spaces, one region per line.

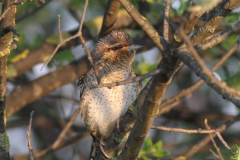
xmin=128 ymin=44 xmax=144 ymax=52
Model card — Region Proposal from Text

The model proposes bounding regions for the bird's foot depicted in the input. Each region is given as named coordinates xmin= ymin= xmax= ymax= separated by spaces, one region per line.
xmin=100 ymin=137 xmax=111 ymax=159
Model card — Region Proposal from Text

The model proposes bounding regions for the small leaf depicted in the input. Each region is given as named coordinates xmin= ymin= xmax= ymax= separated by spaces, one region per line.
xmin=139 ymin=150 xmax=147 ymax=157
xmin=152 ymin=150 xmax=170 ymax=158
xmin=176 ymin=156 xmax=187 ymax=160
xmin=143 ymin=136 xmax=153 ymax=152
xmin=53 ymin=50 xmax=74 ymax=66
xmin=225 ymin=15 xmax=240 ymax=24
xmin=153 ymin=140 xmax=162 ymax=151
xmin=138 ymin=62 xmax=150 ymax=75
xmin=231 ymin=145 xmax=240 ymax=160
xmin=29 ymin=35 xmax=45 ymax=49
xmin=142 ymin=155 xmax=151 ymax=160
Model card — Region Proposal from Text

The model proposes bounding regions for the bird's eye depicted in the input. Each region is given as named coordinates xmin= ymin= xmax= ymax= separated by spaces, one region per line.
xmin=113 ymin=45 xmax=123 ymax=50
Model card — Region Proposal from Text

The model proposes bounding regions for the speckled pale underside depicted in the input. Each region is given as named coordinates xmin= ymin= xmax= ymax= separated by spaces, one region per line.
xmin=80 ymin=68 xmax=140 ymax=139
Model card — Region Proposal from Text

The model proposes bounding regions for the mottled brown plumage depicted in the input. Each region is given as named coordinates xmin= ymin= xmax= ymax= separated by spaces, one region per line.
xmin=78 ymin=30 xmax=142 ymax=159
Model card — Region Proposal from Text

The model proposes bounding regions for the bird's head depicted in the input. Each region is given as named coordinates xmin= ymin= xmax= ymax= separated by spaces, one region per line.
xmin=93 ymin=30 xmax=142 ymax=68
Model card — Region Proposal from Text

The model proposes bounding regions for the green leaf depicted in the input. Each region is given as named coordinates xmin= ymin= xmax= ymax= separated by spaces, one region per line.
xmin=138 ymin=62 xmax=150 ymax=75
xmin=142 ymin=155 xmax=151 ymax=160
xmin=152 ymin=150 xmax=170 ymax=158
xmin=29 ymin=35 xmax=45 ymax=50
xmin=221 ymin=35 xmax=237 ymax=50
xmin=225 ymin=72 xmax=240 ymax=90
xmin=232 ymin=145 xmax=240 ymax=160
xmin=143 ymin=136 xmax=153 ymax=152
xmin=53 ymin=50 xmax=74 ymax=66
xmin=139 ymin=150 xmax=147 ymax=157
xmin=153 ymin=140 xmax=162 ymax=151
xmin=224 ymin=13 xmax=240 ymax=24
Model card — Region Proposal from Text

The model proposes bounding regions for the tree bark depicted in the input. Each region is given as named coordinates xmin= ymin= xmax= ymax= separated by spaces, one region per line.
xmin=0 ymin=0 xmax=16 ymax=159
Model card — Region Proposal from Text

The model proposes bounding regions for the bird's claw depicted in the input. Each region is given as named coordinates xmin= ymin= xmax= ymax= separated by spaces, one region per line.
xmin=100 ymin=137 xmax=111 ymax=159
xmin=100 ymin=144 xmax=111 ymax=159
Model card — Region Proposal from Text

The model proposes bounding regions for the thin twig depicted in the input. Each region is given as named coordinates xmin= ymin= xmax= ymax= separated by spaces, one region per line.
xmin=185 ymin=114 xmax=240 ymax=159
xmin=58 ymin=15 xmax=63 ymax=43
xmin=159 ymin=43 xmax=238 ymax=115
xmin=197 ymin=20 xmax=240 ymax=51
xmin=91 ymin=68 xmax=161 ymax=88
xmin=41 ymin=0 xmax=100 ymax=84
xmin=27 ymin=111 xmax=34 ymax=160
xmin=163 ymin=0 xmax=171 ymax=42
xmin=41 ymin=31 xmax=79 ymax=70
xmin=215 ymin=131 xmax=236 ymax=155
xmin=118 ymin=0 xmax=165 ymax=52
xmin=205 ymin=119 xmax=224 ymax=160
xmin=178 ymin=27 xmax=240 ymax=99
xmin=210 ymin=149 xmax=220 ymax=159
xmin=98 ymin=0 xmax=121 ymax=38
xmin=77 ymin=0 xmax=100 ymax=84
xmin=151 ymin=125 xmax=217 ymax=134
xmin=51 ymin=108 xmax=80 ymax=149
xmin=34 ymin=132 xmax=89 ymax=158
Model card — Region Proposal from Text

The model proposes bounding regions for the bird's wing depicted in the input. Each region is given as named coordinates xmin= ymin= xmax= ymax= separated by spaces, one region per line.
xmin=77 ymin=68 xmax=96 ymax=99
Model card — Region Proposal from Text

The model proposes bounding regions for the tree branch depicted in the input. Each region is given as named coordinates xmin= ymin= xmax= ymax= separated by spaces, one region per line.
xmin=184 ymin=114 xmax=240 ymax=158
xmin=197 ymin=20 xmax=240 ymax=51
xmin=0 ymin=0 xmax=16 ymax=158
xmin=163 ymin=0 xmax=171 ymax=42
xmin=98 ymin=0 xmax=121 ymax=38
xmin=6 ymin=56 xmax=91 ymax=117
xmin=191 ymin=0 xmax=240 ymax=46
xmin=118 ymin=0 xmax=165 ymax=52
xmin=176 ymin=29 xmax=240 ymax=107
xmin=159 ymin=43 xmax=238 ymax=115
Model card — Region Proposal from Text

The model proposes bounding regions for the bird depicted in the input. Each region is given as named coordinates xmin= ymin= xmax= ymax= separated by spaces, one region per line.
xmin=78 ymin=30 xmax=142 ymax=159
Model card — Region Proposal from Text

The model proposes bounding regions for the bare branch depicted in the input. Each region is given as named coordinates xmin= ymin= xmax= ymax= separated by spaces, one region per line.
xmin=27 ymin=111 xmax=34 ymax=160
xmin=215 ymin=130 xmax=235 ymax=155
xmin=118 ymin=0 xmax=165 ymax=52
xmin=205 ymin=119 xmax=224 ymax=160
xmin=99 ymin=0 xmax=121 ymax=38
xmin=197 ymin=20 xmax=240 ymax=51
xmin=34 ymin=132 xmax=89 ymax=158
xmin=151 ymin=125 xmax=217 ymax=134
xmin=163 ymin=0 xmax=171 ymax=42
xmin=77 ymin=0 xmax=100 ymax=84
xmin=184 ymin=114 xmax=240 ymax=159
xmin=58 ymin=15 xmax=63 ymax=43
xmin=91 ymin=68 xmax=161 ymax=88
xmin=51 ymin=108 xmax=80 ymax=149
xmin=177 ymin=27 xmax=240 ymax=106
xmin=6 ymin=56 xmax=90 ymax=118
xmin=191 ymin=0 xmax=240 ymax=46
xmin=210 ymin=149 xmax=220 ymax=159
xmin=159 ymin=43 xmax=238 ymax=115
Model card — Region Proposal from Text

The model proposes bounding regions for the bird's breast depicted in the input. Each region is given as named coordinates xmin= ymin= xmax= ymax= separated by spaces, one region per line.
xmin=80 ymin=78 xmax=139 ymax=139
